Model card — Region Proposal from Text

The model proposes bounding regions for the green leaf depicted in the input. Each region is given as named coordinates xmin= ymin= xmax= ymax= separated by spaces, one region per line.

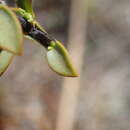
xmin=16 ymin=0 xmax=35 ymax=18
xmin=46 ymin=41 xmax=78 ymax=77
xmin=0 ymin=5 xmax=23 ymax=55
xmin=0 ymin=50 xmax=14 ymax=76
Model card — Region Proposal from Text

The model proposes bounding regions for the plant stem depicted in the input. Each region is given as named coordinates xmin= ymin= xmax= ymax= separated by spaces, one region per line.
xmin=18 ymin=16 xmax=55 ymax=48
xmin=1 ymin=1 xmax=55 ymax=48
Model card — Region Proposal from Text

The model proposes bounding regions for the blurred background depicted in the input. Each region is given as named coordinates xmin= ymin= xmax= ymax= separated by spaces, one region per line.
xmin=0 ymin=0 xmax=130 ymax=130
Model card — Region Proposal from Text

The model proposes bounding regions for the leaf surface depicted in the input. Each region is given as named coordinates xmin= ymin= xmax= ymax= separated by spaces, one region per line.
xmin=0 ymin=5 xmax=23 ymax=55
xmin=47 ymin=41 xmax=78 ymax=77
xmin=0 ymin=50 xmax=14 ymax=76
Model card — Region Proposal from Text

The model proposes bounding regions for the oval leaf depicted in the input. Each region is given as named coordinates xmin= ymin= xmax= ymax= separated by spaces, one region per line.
xmin=46 ymin=41 xmax=78 ymax=77
xmin=16 ymin=0 xmax=35 ymax=18
xmin=0 ymin=50 xmax=14 ymax=76
xmin=0 ymin=5 xmax=23 ymax=55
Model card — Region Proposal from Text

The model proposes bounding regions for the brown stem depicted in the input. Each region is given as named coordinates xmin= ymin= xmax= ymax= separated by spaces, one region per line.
xmin=18 ymin=16 xmax=55 ymax=48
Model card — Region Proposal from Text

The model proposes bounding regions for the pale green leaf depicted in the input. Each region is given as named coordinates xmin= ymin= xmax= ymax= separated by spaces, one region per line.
xmin=0 ymin=5 xmax=23 ymax=55
xmin=0 ymin=50 xmax=14 ymax=76
xmin=46 ymin=41 xmax=78 ymax=77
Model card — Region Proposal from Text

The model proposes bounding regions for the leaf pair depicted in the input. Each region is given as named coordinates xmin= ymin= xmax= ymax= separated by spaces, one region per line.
xmin=0 ymin=5 xmax=23 ymax=75
xmin=0 ymin=0 xmax=78 ymax=77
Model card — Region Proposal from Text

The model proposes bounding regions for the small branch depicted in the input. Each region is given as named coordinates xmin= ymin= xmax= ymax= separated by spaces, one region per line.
xmin=18 ymin=16 xmax=55 ymax=48
xmin=0 ymin=1 xmax=55 ymax=48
